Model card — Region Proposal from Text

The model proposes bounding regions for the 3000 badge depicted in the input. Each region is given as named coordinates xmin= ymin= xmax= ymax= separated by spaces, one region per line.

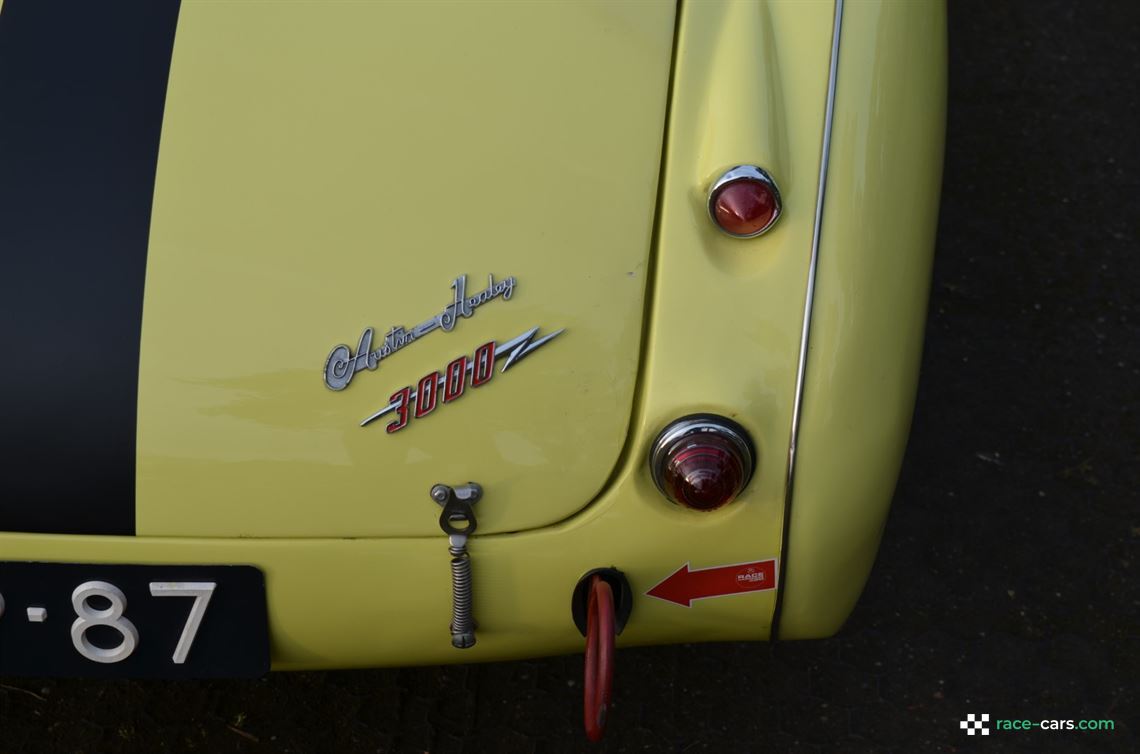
xmin=360 ymin=326 xmax=563 ymax=432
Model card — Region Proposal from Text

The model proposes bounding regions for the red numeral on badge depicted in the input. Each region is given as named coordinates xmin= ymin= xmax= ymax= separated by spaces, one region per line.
xmin=386 ymin=387 xmax=412 ymax=433
xmin=376 ymin=337 xmax=518 ymax=432
xmin=414 ymin=371 xmax=439 ymax=418
xmin=471 ymin=341 xmax=495 ymax=386
xmin=443 ymin=356 xmax=467 ymax=403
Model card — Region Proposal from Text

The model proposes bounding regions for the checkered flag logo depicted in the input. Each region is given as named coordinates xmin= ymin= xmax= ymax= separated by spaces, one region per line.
xmin=960 ymin=713 xmax=990 ymax=736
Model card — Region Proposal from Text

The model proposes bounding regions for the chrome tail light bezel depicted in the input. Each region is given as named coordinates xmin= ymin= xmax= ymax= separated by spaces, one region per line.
xmin=707 ymin=165 xmax=783 ymax=238
xmin=649 ymin=414 xmax=757 ymax=508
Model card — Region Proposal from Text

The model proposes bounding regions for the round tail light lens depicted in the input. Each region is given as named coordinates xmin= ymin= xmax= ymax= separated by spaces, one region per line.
xmin=707 ymin=165 xmax=782 ymax=238
xmin=650 ymin=415 xmax=756 ymax=511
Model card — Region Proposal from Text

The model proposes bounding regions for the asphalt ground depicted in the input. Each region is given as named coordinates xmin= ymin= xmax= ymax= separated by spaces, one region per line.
xmin=1 ymin=1 xmax=1136 ymax=752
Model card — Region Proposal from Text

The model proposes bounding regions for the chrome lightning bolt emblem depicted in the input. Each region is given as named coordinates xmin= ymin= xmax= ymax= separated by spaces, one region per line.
xmin=360 ymin=327 xmax=564 ymax=432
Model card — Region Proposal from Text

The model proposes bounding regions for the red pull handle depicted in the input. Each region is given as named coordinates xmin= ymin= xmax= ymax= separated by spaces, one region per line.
xmin=583 ymin=574 xmax=615 ymax=742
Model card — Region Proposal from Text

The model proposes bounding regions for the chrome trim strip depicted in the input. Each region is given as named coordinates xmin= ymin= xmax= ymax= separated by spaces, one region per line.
xmin=774 ymin=0 xmax=844 ymax=639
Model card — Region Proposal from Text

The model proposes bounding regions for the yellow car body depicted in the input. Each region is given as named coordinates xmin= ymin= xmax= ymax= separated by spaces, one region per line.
xmin=0 ymin=0 xmax=945 ymax=673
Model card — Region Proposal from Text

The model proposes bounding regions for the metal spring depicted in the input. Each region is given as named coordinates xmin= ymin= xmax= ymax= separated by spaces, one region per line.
xmin=449 ymin=543 xmax=475 ymax=649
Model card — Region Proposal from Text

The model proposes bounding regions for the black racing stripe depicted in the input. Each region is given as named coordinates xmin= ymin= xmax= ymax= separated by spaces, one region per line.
xmin=0 ymin=0 xmax=181 ymax=535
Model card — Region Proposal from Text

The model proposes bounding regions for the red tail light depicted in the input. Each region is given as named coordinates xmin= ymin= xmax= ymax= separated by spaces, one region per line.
xmin=707 ymin=165 xmax=782 ymax=238
xmin=650 ymin=415 xmax=756 ymax=511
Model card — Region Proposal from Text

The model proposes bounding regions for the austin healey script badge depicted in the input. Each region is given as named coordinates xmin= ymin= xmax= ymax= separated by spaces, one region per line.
xmin=323 ymin=273 xmax=516 ymax=391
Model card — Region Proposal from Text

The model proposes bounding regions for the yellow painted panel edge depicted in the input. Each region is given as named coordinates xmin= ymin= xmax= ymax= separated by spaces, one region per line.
xmin=778 ymin=0 xmax=948 ymax=639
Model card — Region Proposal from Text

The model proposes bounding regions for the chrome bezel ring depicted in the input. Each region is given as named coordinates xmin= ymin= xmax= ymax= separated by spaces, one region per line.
xmin=649 ymin=414 xmax=757 ymax=503
xmin=707 ymin=165 xmax=783 ymax=238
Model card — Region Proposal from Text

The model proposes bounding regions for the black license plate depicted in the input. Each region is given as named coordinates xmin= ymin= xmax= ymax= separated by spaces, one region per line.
xmin=0 ymin=562 xmax=268 ymax=678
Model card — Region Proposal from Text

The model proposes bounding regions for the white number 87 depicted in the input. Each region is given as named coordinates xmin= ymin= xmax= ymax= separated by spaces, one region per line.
xmin=70 ymin=581 xmax=216 ymax=665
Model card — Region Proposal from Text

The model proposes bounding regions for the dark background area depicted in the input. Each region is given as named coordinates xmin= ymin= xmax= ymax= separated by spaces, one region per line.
xmin=1 ymin=1 xmax=1136 ymax=751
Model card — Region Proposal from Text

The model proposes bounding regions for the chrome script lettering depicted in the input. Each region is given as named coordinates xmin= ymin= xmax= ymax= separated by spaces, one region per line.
xmin=323 ymin=273 xmax=517 ymax=391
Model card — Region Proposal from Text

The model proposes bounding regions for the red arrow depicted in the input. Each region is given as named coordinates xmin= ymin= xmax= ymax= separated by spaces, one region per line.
xmin=645 ymin=559 xmax=778 ymax=607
